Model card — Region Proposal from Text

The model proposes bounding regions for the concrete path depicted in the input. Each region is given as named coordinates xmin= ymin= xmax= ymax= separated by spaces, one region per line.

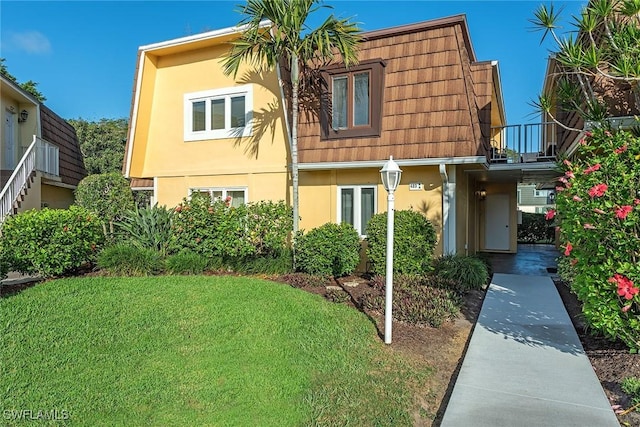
xmin=440 ymin=273 xmax=619 ymax=427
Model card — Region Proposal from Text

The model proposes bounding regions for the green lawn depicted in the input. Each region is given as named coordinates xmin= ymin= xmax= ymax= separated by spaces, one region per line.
xmin=1 ymin=276 xmax=431 ymax=426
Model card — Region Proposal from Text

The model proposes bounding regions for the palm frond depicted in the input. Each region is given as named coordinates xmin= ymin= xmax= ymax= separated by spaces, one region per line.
xmin=528 ymin=4 xmax=565 ymax=44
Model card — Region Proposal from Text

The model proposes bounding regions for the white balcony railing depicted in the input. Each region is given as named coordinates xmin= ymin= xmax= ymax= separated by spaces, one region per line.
xmin=0 ymin=137 xmax=60 ymax=223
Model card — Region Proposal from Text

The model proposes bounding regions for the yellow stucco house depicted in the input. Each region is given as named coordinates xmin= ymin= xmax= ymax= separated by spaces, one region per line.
xmin=1 ymin=74 xmax=86 ymax=222
xmin=125 ymin=15 xmax=559 ymax=256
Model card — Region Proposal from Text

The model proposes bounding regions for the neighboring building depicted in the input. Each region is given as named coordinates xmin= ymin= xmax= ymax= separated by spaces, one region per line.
xmin=125 ymin=15 xmax=559 ymax=255
xmin=517 ymin=184 xmax=555 ymax=214
xmin=1 ymin=74 xmax=87 ymax=222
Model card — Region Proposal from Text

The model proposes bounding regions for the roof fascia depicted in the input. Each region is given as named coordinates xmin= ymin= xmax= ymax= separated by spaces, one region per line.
xmin=299 ymin=156 xmax=489 ymax=171
xmin=491 ymin=60 xmax=507 ymax=125
xmin=0 ymin=74 xmax=40 ymax=105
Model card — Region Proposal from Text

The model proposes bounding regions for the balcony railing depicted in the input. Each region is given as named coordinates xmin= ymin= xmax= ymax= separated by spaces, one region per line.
xmin=490 ymin=122 xmax=558 ymax=164
xmin=35 ymin=139 xmax=59 ymax=176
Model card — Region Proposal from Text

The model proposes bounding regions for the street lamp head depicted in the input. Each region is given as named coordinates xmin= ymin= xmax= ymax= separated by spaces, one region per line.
xmin=380 ymin=156 xmax=402 ymax=193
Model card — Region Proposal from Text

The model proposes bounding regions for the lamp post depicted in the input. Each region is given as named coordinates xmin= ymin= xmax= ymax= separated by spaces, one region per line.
xmin=380 ymin=156 xmax=402 ymax=344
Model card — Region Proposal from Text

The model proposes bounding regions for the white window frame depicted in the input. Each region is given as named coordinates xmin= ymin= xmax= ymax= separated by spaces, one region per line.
xmin=189 ymin=187 xmax=248 ymax=206
xmin=184 ymin=84 xmax=253 ymax=142
xmin=336 ymin=185 xmax=377 ymax=237
xmin=534 ymin=189 xmax=549 ymax=198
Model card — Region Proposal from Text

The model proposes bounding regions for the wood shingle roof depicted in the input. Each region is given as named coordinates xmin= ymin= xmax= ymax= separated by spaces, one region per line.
xmin=40 ymin=105 xmax=86 ymax=186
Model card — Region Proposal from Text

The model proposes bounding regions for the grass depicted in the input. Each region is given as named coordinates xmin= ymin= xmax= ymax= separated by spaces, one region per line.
xmin=1 ymin=276 xmax=432 ymax=426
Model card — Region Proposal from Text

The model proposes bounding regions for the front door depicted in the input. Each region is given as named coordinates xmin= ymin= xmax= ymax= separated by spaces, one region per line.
xmin=485 ymin=193 xmax=510 ymax=251
xmin=3 ymin=110 xmax=16 ymax=169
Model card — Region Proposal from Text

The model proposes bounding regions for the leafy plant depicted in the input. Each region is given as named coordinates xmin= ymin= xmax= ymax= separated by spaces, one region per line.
xmin=518 ymin=212 xmax=555 ymax=243
xmin=165 ymin=251 xmax=209 ymax=275
xmin=432 ymin=254 xmax=489 ymax=292
xmin=326 ymin=288 xmax=350 ymax=304
xmin=229 ymin=249 xmax=294 ymax=275
xmin=116 ymin=204 xmax=173 ymax=256
xmin=0 ymin=206 xmax=104 ymax=277
xmin=75 ymin=172 xmax=135 ymax=237
xmin=97 ymin=244 xmax=163 ymax=276
xmin=553 ymin=128 xmax=640 ymax=351
xmin=245 ymin=201 xmax=293 ymax=257
xmin=366 ymin=210 xmax=437 ymax=275
xmin=622 ymin=376 xmax=640 ymax=406
xmin=295 ymin=222 xmax=361 ymax=276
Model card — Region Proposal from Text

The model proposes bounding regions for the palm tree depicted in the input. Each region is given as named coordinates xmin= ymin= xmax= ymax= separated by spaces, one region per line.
xmin=222 ymin=0 xmax=361 ymax=233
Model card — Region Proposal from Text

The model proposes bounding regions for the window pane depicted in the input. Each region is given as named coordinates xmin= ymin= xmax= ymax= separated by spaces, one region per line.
xmin=353 ymin=73 xmax=370 ymax=126
xmin=211 ymin=190 xmax=223 ymax=202
xmin=360 ymin=187 xmax=375 ymax=233
xmin=341 ymin=188 xmax=354 ymax=226
xmin=332 ymin=77 xmax=347 ymax=129
xmin=192 ymin=101 xmax=206 ymax=131
xmin=227 ymin=190 xmax=245 ymax=207
xmin=230 ymin=96 xmax=246 ymax=128
xmin=211 ymin=99 xmax=225 ymax=130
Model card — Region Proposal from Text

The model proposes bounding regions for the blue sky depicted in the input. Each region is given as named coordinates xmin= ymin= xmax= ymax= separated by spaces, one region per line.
xmin=1 ymin=0 xmax=586 ymax=123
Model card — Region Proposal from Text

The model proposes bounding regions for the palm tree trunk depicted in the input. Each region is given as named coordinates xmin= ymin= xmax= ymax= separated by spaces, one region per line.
xmin=291 ymin=54 xmax=300 ymax=234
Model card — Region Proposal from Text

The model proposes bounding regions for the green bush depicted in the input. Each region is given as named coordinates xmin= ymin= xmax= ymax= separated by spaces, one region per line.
xmin=116 ymin=204 xmax=173 ymax=255
xmin=359 ymin=275 xmax=461 ymax=327
xmin=165 ymin=251 xmax=209 ymax=275
xmin=0 ymin=206 xmax=104 ymax=277
xmin=365 ymin=210 xmax=437 ymax=275
xmin=554 ymin=128 xmax=640 ymax=351
xmin=518 ymin=212 xmax=554 ymax=243
xmin=169 ymin=194 xmax=254 ymax=260
xmin=75 ymin=172 xmax=135 ymax=237
xmin=622 ymin=377 xmax=640 ymax=406
xmin=245 ymin=201 xmax=293 ymax=257
xmin=295 ymin=222 xmax=361 ymax=276
xmin=97 ymin=244 xmax=163 ymax=276
xmin=229 ymin=249 xmax=294 ymax=275
xmin=432 ymin=255 xmax=489 ymax=292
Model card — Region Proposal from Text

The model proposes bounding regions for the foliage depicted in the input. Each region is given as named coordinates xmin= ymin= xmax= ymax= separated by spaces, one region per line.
xmin=68 ymin=118 xmax=128 ymax=175
xmin=366 ymin=210 xmax=438 ymax=275
xmin=530 ymin=1 xmax=640 ymax=123
xmin=97 ymin=244 xmax=163 ymax=276
xmin=0 ymin=206 xmax=104 ymax=277
xmin=0 ymin=58 xmax=46 ymax=102
xmin=276 ymin=273 xmax=332 ymax=288
xmin=359 ymin=275 xmax=461 ymax=327
xmin=75 ymin=172 xmax=135 ymax=237
xmin=518 ymin=212 xmax=555 ymax=243
xmin=116 ymin=204 xmax=173 ymax=256
xmin=326 ymin=288 xmax=350 ymax=304
xmin=222 ymin=0 xmax=362 ymax=233
xmin=553 ymin=128 xmax=640 ymax=350
xmin=622 ymin=376 xmax=640 ymax=406
xmin=432 ymin=254 xmax=490 ymax=292
xmin=228 ymin=249 xmax=294 ymax=275
xmin=164 ymin=251 xmax=209 ymax=275
xmin=245 ymin=201 xmax=293 ymax=256
xmin=294 ymin=222 xmax=361 ymax=276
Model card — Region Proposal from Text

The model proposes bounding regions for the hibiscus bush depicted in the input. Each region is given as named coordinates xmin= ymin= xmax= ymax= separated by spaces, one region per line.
xmin=552 ymin=128 xmax=640 ymax=351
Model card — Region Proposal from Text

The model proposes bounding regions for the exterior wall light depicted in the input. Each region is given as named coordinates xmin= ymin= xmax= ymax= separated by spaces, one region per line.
xmin=18 ymin=109 xmax=29 ymax=123
xmin=379 ymin=156 xmax=402 ymax=344
xmin=476 ymin=188 xmax=487 ymax=200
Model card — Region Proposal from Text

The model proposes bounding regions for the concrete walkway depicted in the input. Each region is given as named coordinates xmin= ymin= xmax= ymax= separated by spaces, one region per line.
xmin=440 ymin=273 xmax=619 ymax=427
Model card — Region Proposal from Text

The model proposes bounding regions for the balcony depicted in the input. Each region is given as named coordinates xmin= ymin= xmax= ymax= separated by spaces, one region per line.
xmin=490 ymin=122 xmax=558 ymax=164
xmin=35 ymin=139 xmax=60 ymax=176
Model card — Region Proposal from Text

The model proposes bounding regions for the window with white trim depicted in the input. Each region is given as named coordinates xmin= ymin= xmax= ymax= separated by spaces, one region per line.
xmin=337 ymin=185 xmax=377 ymax=236
xmin=189 ymin=187 xmax=248 ymax=208
xmin=184 ymin=85 xmax=252 ymax=141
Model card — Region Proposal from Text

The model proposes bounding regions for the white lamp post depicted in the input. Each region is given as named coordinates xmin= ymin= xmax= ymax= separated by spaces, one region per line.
xmin=380 ymin=156 xmax=402 ymax=344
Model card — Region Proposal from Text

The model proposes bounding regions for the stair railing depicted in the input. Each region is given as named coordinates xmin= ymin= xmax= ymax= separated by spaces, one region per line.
xmin=0 ymin=135 xmax=38 ymax=224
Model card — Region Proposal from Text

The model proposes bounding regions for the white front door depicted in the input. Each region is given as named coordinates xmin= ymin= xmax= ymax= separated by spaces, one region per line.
xmin=3 ymin=110 xmax=16 ymax=169
xmin=485 ymin=193 xmax=510 ymax=250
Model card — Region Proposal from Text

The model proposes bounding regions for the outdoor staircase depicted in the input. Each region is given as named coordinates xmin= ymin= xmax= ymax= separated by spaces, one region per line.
xmin=0 ymin=136 xmax=59 ymax=224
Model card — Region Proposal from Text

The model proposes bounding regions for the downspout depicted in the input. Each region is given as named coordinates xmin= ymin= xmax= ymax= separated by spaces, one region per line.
xmin=439 ymin=164 xmax=456 ymax=255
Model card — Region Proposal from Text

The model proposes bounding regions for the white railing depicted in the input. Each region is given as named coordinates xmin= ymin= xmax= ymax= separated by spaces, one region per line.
xmin=490 ymin=122 xmax=558 ymax=163
xmin=0 ymin=137 xmax=60 ymax=223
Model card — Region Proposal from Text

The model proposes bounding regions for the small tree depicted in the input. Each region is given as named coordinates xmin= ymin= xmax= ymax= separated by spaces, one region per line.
xmin=68 ymin=118 xmax=128 ymax=175
xmin=530 ymin=0 xmax=640 ymax=125
xmin=75 ymin=173 xmax=135 ymax=237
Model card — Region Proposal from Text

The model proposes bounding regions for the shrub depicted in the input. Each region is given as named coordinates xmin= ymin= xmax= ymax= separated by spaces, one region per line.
xmin=245 ymin=201 xmax=293 ymax=256
xmin=432 ymin=255 xmax=489 ymax=292
xmin=75 ymin=173 xmax=135 ymax=237
xmin=359 ymin=274 xmax=461 ymax=328
xmin=366 ymin=210 xmax=437 ymax=275
xmin=165 ymin=251 xmax=209 ymax=275
xmin=116 ymin=204 xmax=173 ymax=256
xmin=326 ymin=288 xmax=350 ymax=304
xmin=517 ymin=212 xmax=554 ymax=243
xmin=554 ymin=128 xmax=640 ymax=351
xmin=295 ymin=222 xmax=361 ymax=276
xmin=0 ymin=206 xmax=104 ymax=277
xmin=97 ymin=244 xmax=163 ymax=276
xmin=169 ymin=194 xmax=254 ymax=260
xmin=229 ymin=249 xmax=294 ymax=275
